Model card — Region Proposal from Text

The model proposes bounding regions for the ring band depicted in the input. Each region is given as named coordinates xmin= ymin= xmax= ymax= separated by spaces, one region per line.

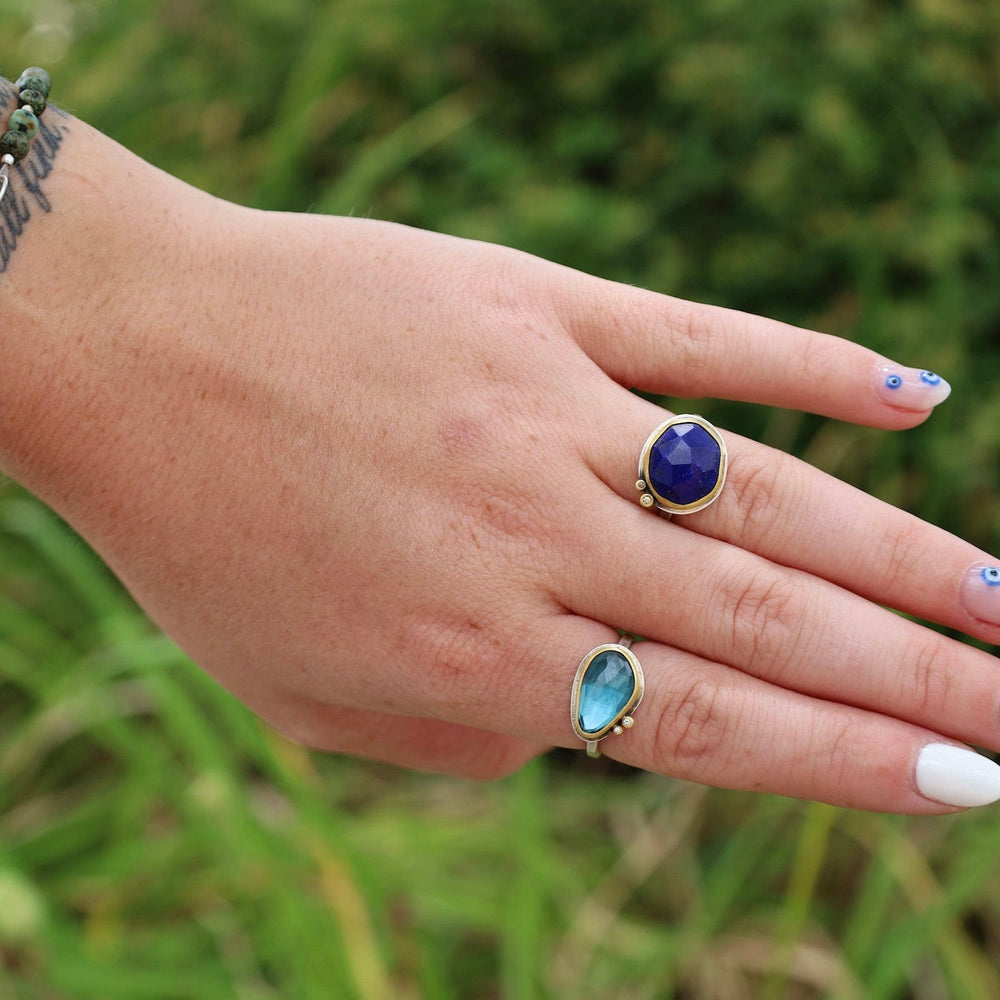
xmin=636 ymin=414 xmax=727 ymax=515
xmin=570 ymin=635 xmax=644 ymax=758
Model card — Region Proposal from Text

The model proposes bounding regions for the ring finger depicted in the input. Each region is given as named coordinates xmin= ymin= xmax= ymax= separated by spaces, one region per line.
xmin=598 ymin=638 xmax=1000 ymax=814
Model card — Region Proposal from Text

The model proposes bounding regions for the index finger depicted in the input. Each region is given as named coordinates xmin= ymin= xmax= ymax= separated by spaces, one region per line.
xmin=558 ymin=273 xmax=951 ymax=429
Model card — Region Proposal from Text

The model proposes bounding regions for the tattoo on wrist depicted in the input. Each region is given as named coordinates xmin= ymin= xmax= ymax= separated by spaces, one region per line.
xmin=0 ymin=80 xmax=69 ymax=274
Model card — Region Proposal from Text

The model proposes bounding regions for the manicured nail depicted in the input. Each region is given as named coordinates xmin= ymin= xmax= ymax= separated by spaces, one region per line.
xmin=915 ymin=743 xmax=1000 ymax=808
xmin=960 ymin=564 xmax=1000 ymax=627
xmin=874 ymin=364 xmax=951 ymax=410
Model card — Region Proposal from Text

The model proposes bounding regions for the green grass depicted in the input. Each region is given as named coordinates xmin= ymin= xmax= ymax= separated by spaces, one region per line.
xmin=3 ymin=1 xmax=1000 ymax=996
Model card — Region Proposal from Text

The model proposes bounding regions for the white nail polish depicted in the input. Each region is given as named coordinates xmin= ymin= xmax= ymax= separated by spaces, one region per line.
xmin=873 ymin=364 xmax=952 ymax=410
xmin=915 ymin=743 xmax=1000 ymax=808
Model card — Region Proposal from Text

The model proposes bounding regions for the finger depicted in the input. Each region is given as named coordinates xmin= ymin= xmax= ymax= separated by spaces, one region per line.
xmin=258 ymin=695 xmax=548 ymax=780
xmin=689 ymin=435 xmax=1000 ymax=641
xmin=558 ymin=273 xmax=950 ymax=428
xmin=588 ymin=391 xmax=1000 ymax=644
xmin=602 ymin=641 xmax=1000 ymax=814
xmin=275 ymin=613 xmax=1000 ymax=814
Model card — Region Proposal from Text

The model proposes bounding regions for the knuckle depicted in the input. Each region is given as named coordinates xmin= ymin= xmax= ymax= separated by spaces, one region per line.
xmin=652 ymin=677 xmax=729 ymax=777
xmin=474 ymin=245 xmax=556 ymax=324
xmin=873 ymin=519 xmax=925 ymax=593
xmin=722 ymin=574 xmax=802 ymax=674
xmin=825 ymin=718 xmax=854 ymax=778
xmin=812 ymin=717 xmax=856 ymax=797
xmin=665 ymin=301 xmax=720 ymax=392
xmin=436 ymin=407 xmax=560 ymax=555
xmin=476 ymin=482 xmax=549 ymax=545
xmin=407 ymin=615 xmax=497 ymax=691
xmin=726 ymin=454 xmax=789 ymax=548
xmin=401 ymin=611 xmax=527 ymax=719
xmin=438 ymin=451 xmax=550 ymax=566
xmin=579 ymin=283 xmax=656 ymax=363
xmin=905 ymin=636 xmax=953 ymax=719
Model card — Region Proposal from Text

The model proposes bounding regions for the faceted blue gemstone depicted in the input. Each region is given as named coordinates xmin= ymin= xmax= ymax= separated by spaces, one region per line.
xmin=647 ymin=421 xmax=721 ymax=507
xmin=577 ymin=650 xmax=636 ymax=735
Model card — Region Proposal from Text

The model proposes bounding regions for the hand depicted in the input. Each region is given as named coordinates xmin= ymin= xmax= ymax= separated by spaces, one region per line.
xmin=4 ymin=117 xmax=998 ymax=814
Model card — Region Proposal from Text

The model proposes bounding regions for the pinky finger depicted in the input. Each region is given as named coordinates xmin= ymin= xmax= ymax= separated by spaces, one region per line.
xmin=261 ymin=695 xmax=548 ymax=780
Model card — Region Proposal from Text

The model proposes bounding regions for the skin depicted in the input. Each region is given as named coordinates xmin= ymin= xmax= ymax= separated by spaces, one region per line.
xmin=1 ymin=94 xmax=997 ymax=814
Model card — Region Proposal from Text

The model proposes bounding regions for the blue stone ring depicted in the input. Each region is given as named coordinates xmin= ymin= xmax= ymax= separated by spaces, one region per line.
xmin=637 ymin=414 xmax=728 ymax=516
xmin=571 ymin=636 xmax=644 ymax=758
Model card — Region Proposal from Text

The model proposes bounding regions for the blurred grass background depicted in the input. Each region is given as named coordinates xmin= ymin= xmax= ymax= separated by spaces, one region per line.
xmin=1 ymin=0 xmax=1000 ymax=997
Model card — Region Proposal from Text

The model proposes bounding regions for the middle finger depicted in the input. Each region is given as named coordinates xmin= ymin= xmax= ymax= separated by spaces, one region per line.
xmin=590 ymin=392 xmax=1000 ymax=643
xmin=587 ymin=393 xmax=1000 ymax=643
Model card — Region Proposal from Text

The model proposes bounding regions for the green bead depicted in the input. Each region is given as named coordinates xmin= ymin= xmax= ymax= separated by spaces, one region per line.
xmin=18 ymin=89 xmax=46 ymax=116
xmin=0 ymin=130 xmax=30 ymax=161
xmin=16 ymin=68 xmax=50 ymax=98
xmin=8 ymin=108 xmax=38 ymax=139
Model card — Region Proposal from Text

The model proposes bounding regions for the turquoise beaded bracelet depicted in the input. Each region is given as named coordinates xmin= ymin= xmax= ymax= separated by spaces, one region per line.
xmin=0 ymin=66 xmax=51 ymax=205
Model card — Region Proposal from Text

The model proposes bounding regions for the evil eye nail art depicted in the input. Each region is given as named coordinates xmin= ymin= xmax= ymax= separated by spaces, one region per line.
xmin=874 ymin=363 xmax=951 ymax=409
xmin=960 ymin=565 xmax=1000 ymax=627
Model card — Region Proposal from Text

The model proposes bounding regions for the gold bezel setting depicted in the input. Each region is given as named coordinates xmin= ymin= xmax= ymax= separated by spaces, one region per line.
xmin=637 ymin=413 xmax=728 ymax=515
xmin=570 ymin=642 xmax=644 ymax=756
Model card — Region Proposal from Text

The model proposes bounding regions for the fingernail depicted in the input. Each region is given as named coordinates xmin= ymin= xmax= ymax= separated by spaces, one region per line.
xmin=960 ymin=564 xmax=1000 ymax=626
xmin=915 ymin=742 xmax=1000 ymax=808
xmin=874 ymin=364 xmax=951 ymax=409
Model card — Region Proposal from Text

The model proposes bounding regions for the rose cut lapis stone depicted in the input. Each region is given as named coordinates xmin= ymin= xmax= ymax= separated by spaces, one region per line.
xmin=646 ymin=421 xmax=722 ymax=508
xmin=576 ymin=649 xmax=637 ymax=736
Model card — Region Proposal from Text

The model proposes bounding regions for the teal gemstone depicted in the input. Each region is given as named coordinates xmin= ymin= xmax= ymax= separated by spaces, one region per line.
xmin=8 ymin=109 xmax=38 ymax=139
xmin=577 ymin=649 xmax=637 ymax=735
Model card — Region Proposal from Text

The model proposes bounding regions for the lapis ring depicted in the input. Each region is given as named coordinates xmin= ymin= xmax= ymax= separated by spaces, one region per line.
xmin=571 ymin=636 xmax=644 ymax=758
xmin=636 ymin=414 xmax=728 ymax=516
